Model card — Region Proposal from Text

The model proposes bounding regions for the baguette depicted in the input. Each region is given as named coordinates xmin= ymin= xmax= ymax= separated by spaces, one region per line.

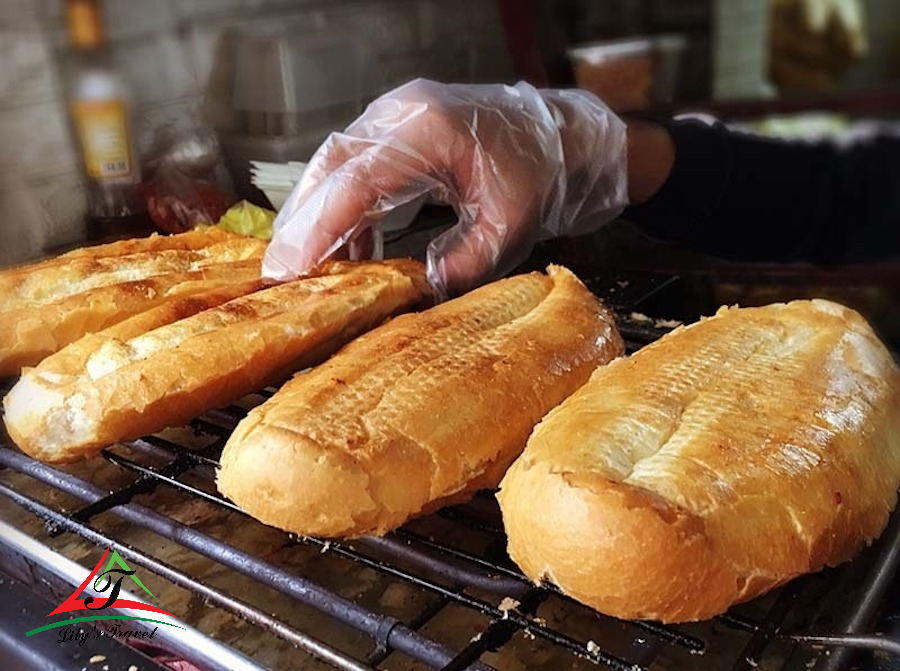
xmin=3 ymin=259 xmax=430 ymax=463
xmin=2 ymin=226 xmax=243 ymax=274
xmin=497 ymin=300 xmax=900 ymax=623
xmin=0 ymin=228 xmax=266 ymax=375
xmin=217 ymin=265 xmax=624 ymax=538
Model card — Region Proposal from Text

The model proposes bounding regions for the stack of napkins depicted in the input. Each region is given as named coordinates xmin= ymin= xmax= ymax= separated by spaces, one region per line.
xmin=250 ymin=160 xmax=308 ymax=210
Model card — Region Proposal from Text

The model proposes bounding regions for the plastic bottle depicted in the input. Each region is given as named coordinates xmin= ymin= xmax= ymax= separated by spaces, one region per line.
xmin=62 ymin=0 xmax=144 ymax=227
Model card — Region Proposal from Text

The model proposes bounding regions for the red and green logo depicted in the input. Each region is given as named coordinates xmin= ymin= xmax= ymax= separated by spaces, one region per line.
xmin=25 ymin=545 xmax=182 ymax=638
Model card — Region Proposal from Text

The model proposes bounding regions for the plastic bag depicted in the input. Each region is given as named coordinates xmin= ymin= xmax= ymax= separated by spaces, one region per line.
xmin=143 ymin=125 xmax=237 ymax=233
xmin=216 ymin=200 xmax=276 ymax=240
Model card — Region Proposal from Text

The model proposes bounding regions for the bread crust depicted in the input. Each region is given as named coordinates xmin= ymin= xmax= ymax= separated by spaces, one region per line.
xmin=3 ymin=260 xmax=430 ymax=463
xmin=497 ymin=299 xmax=900 ymax=623
xmin=217 ymin=265 xmax=624 ymax=538
xmin=0 ymin=228 xmax=267 ymax=375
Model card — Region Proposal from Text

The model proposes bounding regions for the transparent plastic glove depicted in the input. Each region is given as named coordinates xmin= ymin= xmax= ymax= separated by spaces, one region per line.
xmin=263 ymin=78 xmax=628 ymax=297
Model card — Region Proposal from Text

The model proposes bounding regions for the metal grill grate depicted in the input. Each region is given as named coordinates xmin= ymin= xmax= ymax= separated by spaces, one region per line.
xmin=1 ymin=287 xmax=899 ymax=670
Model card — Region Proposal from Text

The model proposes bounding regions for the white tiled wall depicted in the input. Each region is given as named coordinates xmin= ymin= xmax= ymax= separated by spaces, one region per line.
xmin=713 ymin=0 xmax=900 ymax=100
xmin=712 ymin=0 xmax=776 ymax=99
xmin=0 ymin=10 xmax=85 ymax=265
xmin=0 ymin=0 xmax=513 ymax=264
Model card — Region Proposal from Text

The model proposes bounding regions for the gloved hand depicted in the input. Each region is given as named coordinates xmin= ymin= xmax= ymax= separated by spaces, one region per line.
xmin=263 ymin=78 xmax=628 ymax=297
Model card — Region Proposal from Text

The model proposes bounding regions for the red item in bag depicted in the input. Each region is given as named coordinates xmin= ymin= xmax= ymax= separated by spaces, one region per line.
xmin=144 ymin=177 xmax=233 ymax=233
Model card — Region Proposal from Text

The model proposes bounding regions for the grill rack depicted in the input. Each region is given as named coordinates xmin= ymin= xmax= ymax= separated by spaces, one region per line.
xmin=1 ymin=300 xmax=899 ymax=670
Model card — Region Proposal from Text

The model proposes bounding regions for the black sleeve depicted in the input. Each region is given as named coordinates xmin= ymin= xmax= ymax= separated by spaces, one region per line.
xmin=623 ymin=118 xmax=900 ymax=263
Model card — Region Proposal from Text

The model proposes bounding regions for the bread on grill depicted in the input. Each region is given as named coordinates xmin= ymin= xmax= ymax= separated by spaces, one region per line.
xmin=3 ymin=260 xmax=430 ymax=463
xmin=0 ymin=227 xmax=267 ymax=376
xmin=217 ymin=265 xmax=624 ymax=538
xmin=497 ymin=299 xmax=900 ymax=623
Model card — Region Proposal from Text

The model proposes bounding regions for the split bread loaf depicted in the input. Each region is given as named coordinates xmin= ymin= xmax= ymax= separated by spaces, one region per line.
xmin=4 ymin=260 xmax=429 ymax=463
xmin=0 ymin=227 xmax=267 ymax=376
xmin=497 ymin=299 xmax=900 ymax=623
xmin=217 ymin=265 xmax=624 ymax=538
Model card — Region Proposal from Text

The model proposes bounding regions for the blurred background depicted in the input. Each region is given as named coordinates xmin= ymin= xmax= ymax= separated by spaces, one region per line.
xmin=2 ymin=0 xmax=899 ymax=261
xmin=1 ymin=0 xmax=899 ymax=342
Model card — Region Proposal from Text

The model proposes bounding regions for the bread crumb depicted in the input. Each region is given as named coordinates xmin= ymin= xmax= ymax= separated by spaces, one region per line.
xmin=654 ymin=318 xmax=683 ymax=329
xmin=498 ymin=597 xmax=519 ymax=619
xmin=89 ymin=656 xmax=106 ymax=664
xmin=469 ymin=632 xmax=482 ymax=643
xmin=320 ymin=541 xmax=331 ymax=554
xmin=586 ymin=640 xmax=601 ymax=655
xmin=129 ymin=666 xmax=139 ymax=671
xmin=522 ymin=629 xmax=535 ymax=640
xmin=616 ymin=280 xmax=629 ymax=288
xmin=745 ymin=657 xmax=758 ymax=668
xmin=629 ymin=312 xmax=651 ymax=323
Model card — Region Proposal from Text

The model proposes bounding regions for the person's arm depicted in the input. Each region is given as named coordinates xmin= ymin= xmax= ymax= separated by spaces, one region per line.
xmin=264 ymin=79 xmax=900 ymax=297
xmin=624 ymin=118 xmax=900 ymax=263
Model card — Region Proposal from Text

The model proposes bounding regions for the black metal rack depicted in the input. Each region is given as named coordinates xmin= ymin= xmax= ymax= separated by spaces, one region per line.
xmin=1 ymin=287 xmax=899 ymax=670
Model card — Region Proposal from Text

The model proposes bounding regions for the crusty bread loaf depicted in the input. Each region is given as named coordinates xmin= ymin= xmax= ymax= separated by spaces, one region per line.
xmin=2 ymin=226 xmax=243 ymax=275
xmin=0 ymin=228 xmax=267 ymax=375
xmin=3 ymin=260 xmax=429 ymax=463
xmin=217 ymin=265 xmax=624 ymax=538
xmin=497 ymin=299 xmax=900 ymax=623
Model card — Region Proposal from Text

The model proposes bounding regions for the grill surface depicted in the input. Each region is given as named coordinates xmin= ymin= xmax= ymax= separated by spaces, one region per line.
xmin=1 ymin=272 xmax=899 ymax=671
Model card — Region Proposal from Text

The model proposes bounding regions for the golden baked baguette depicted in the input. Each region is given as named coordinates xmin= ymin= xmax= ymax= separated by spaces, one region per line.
xmin=217 ymin=265 xmax=624 ymax=538
xmin=497 ymin=300 xmax=900 ymax=623
xmin=0 ymin=228 xmax=266 ymax=375
xmin=0 ymin=226 xmax=261 ymax=300
xmin=2 ymin=226 xmax=243 ymax=274
xmin=3 ymin=260 xmax=429 ymax=463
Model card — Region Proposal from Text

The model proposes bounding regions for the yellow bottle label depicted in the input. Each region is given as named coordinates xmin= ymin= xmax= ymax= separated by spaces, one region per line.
xmin=71 ymin=100 xmax=133 ymax=179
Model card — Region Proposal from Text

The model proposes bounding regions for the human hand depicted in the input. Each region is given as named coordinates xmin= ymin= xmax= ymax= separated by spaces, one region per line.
xmin=263 ymin=79 xmax=629 ymax=297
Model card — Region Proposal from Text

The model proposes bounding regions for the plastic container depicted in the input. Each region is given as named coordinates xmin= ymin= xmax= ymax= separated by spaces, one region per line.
xmin=567 ymin=35 xmax=686 ymax=112
xmin=203 ymin=24 xmax=378 ymax=202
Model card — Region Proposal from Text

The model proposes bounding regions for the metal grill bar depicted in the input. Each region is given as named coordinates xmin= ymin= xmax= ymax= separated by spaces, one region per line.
xmin=0 ymin=441 xmax=652 ymax=670
xmin=126 ymin=433 xmax=223 ymax=467
xmin=0 ymin=435 xmax=795 ymax=671
xmin=104 ymin=415 xmax=713 ymax=662
xmin=354 ymin=535 xmax=530 ymax=597
xmin=66 ymin=452 xmax=199 ymax=524
xmin=434 ymin=507 xmax=506 ymax=535
xmin=790 ymin=634 xmax=900 ymax=657
xmin=0 ymin=427 xmax=704 ymax=670
xmin=810 ymin=510 xmax=900 ymax=671
xmin=367 ymin=595 xmax=451 ymax=666
xmin=105 ymin=428 xmax=711 ymax=665
xmin=0 ymin=483 xmax=367 ymax=671
xmin=0 ymin=449 xmax=490 ymax=671
xmin=729 ymin=581 xmax=804 ymax=671
xmin=440 ymin=589 xmax=547 ymax=671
